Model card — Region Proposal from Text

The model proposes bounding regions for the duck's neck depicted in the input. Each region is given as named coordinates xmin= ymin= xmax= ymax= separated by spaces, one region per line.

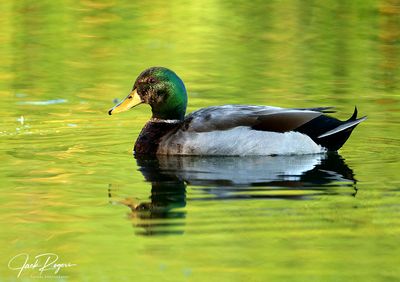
xmin=151 ymin=103 xmax=186 ymax=121
xmin=150 ymin=117 xmax=182 ymax=123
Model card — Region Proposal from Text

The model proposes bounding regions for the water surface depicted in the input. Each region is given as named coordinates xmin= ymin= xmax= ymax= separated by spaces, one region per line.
xmin=1 ymin=1 xmax=400 ymax=281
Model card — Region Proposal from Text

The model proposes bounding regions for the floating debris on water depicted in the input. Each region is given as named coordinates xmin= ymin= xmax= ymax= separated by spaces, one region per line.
xmin=17 ymin=99 xmax=67 ymax=105
xmin=17 ymin=116 xmax=24 ymax=125
xmin=67 ymin=123 xmax=78 ymax=127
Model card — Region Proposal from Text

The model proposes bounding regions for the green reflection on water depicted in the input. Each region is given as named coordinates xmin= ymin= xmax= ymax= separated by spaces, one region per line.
xmin=0 ymin=0 xmax=399 ymax=281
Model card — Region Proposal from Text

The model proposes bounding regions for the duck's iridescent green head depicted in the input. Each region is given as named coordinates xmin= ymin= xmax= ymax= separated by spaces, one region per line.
xmin=108 ymin=67 xmax=187 ymax=120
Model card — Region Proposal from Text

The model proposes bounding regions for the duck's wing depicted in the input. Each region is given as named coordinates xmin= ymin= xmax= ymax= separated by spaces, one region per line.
xmin=294 ymin=106 xmax=335 ymax=113
xmin=184 ymin=105 xmax=325 ymax=133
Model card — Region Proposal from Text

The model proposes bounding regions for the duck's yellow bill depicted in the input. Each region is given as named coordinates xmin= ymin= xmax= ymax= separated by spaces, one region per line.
xmin=108 ymin=89 xmax=142 ymax=115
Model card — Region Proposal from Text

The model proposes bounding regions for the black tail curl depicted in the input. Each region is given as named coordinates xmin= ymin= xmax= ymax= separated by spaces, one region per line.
xmin=295 ymin=107 xmax=366 ymax=151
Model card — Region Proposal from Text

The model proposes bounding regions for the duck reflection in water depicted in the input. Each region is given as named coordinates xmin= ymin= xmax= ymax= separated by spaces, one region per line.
xmin=110 ymin=153 xmax=357 ymax=236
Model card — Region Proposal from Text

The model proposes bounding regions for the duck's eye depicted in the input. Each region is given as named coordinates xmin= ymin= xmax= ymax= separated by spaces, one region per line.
xmin=148 ymin=77 xmax=156 ymax=84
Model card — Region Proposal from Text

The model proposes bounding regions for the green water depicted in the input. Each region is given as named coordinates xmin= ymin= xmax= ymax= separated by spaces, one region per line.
xmin=1 ymin=0 xmax=400 ymax=281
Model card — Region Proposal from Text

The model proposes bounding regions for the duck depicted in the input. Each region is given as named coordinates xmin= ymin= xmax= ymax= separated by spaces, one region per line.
xmin=108 ymin=67 xmax=366 ymax=156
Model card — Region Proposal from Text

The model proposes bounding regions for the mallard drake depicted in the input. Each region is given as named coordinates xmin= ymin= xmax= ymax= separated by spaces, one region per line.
xmin=108 ymin=67 xmax=366 ymax=156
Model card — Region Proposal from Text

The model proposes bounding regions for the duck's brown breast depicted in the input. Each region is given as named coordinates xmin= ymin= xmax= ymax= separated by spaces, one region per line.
xmin=134 ymin=121 xmax=181 ymax=155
